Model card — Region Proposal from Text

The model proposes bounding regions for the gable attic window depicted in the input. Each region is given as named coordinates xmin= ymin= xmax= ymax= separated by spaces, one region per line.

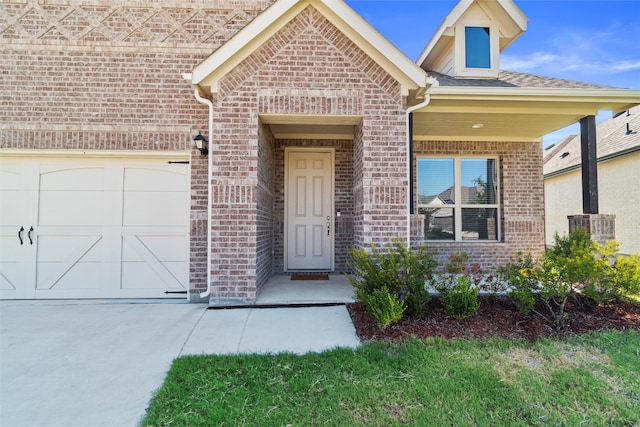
xmin=455 ymin=23 xmax=499 ymax=78
xmin=465 ymin=27 xmax=491 ymax=68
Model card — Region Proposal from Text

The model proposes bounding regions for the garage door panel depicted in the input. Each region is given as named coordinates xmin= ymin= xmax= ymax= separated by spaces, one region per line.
xmin=38 ymin=192 xmax=105 ymax=226
xmin=39 ymin=167 xmax=104 ymax=191
xmin=121 ymin=233 xmax=187 ymax=261
xmin=35 ymin=234 xmax=103 ymax=262
xmin=123 ymin=167 xmax=188 ymax=191
xmin=121 ymin=262 xmax=186 ymax=290
xmin=121 ymin=233 xmax=187 ymax=290
xmin=0 ymin=156 xmax=189 ymax=299
xmin=35 ymin=235 xmax=103 ymax=290
xmin=122 ymin=192 xmax=189 ymax=227
xmin=36 ymin=262 xmax=103 ymax=290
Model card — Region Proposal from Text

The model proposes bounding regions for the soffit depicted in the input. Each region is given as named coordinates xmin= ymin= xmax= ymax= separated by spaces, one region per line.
xmin=260 ymin=113 xmax=361 ymax=140
xmin=189 ymin=0 xmax=427 ymax=96
xmin=412 ymin=87 xmax=640 ymax=142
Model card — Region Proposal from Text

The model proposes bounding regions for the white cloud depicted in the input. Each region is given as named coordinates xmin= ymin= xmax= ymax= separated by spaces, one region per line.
xmin=501 ymin=19 xmax=640 ymax=88
xmin=609 ymin=60 xmax=640 ymax=72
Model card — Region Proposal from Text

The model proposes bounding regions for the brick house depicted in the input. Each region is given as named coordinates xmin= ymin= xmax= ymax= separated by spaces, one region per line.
xmin=1 ymin=0 xmax=639 ymax=303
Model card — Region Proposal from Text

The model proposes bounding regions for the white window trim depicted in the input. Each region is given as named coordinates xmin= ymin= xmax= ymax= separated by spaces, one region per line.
xmin=417 ymin=155 xmax=501 ymax=242
xmin=454 ymin=21 xmax=500 ymax=79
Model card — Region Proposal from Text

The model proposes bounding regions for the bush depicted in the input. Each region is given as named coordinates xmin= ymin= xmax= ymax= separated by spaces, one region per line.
xmin=497 ymin=252 xmax=537 ymax=314
xmin=361 ymin=287 xmax=406 ymax=329
xmin=499 ymin=229 xmax=640 ymax=328
xmin=440 ymin=276 xmax=480 ymax=318
xmin=346 ymin=238 xmax=438 ymax=326
xmin=434 ymin=252 xmax=481 ymax=318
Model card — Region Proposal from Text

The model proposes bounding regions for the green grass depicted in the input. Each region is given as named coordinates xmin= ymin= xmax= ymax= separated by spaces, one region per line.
xmin=143 ymin=330 xmax=640 ymax=426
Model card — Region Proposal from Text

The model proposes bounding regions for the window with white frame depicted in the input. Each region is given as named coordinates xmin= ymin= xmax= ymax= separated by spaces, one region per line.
xmin=464 ymin=26 xmax=491 ymax=69
xmin=455 ymin=23 xmax=499 ymax=78
xmin=417 ymin=157 xmax=499 ymax=241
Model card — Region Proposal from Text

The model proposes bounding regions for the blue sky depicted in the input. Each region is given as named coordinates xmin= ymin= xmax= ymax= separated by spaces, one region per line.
xmin=345 ymin=0 xmax=640 ymax=147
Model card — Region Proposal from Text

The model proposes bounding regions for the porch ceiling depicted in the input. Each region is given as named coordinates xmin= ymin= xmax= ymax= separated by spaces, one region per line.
xmin=260 ymin=113 xmax=361 ymax=140
xmin=411 ymin=87 xmax=640 ymax=142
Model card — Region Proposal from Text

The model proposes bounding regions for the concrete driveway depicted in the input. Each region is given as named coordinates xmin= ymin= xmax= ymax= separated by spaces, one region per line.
xmin=0 ymin=300 xmax=359 ymax=427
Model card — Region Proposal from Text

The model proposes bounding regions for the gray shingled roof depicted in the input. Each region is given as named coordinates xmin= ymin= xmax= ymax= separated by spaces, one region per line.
xmin=427 ymin=70 xmax=618 ymax=89
xmin=543 ymin=105 xmax=640 ymax=176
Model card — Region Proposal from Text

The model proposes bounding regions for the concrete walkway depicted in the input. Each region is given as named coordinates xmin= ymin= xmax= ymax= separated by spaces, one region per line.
xmin=0 ymin=297 xmax=359 ymax=427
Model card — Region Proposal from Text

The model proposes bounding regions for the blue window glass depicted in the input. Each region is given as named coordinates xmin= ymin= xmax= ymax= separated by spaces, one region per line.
xmin=465 ymin=26 xmax=491 ymax=69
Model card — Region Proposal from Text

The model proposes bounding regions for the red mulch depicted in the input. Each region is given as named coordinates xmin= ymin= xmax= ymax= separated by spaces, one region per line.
xmin=347 ymin=295 xmax=640 ymax=342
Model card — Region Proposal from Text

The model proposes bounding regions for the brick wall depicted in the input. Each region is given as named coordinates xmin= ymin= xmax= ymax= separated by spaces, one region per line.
xmin=412 ymin=140 xmax=546 ymax=271
xmin=1 ymin=1 xmax=275 ymax=298
xmin=256 ymin=121 xmax=276 ymax=293
xmin=209 ymin=5 xmax=408 ymax=300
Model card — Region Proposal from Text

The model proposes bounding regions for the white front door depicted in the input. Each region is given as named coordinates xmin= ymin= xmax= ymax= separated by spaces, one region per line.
xmin=285 ymin=150 xmax=334 ymax=270
xmin=0 ymin=155 xmax=189 ymax=299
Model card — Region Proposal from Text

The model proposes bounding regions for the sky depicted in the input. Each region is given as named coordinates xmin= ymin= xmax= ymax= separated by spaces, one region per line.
xmin=345 ymin=0 xmax=640 ymax=147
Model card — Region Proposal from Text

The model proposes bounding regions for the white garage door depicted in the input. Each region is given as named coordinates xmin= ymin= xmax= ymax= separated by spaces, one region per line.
xmin=0 ymin=155 xmax=190 ymax=299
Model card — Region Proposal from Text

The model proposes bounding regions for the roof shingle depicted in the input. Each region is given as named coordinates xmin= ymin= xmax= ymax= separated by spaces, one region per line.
xmin=543 ymin=105 xmax=640 ymax=176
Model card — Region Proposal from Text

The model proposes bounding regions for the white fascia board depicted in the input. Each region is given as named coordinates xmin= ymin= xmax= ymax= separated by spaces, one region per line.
xmin=497 ymin=0 xmax=528 ymax=32
xmin=318 ymin=0 xmax=426 ymax=91
xmin=426 ymin=86 xmax=640 ymax=106
xmin=191 ymin=0 xmax=427 ymax=95
xmin=416 ymin=0 xmax=472 ymax=66
xmin=191 ymin=0 xmax=300 ymax=85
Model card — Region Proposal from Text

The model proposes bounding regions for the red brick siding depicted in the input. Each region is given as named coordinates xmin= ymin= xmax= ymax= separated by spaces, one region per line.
xmin=256 ymin=121 xmax=276 ymax=292
xmin=1 ymin=1 xmax=274 ymax=298
xmin=210 ymin=6 xmax=407 ymax=300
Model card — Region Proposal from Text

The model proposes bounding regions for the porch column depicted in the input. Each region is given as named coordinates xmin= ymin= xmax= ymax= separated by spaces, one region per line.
xmin=567 ymin=115 xmax=616 ymax=245
xmin=580 ymin=115 xmax=599 ymax=214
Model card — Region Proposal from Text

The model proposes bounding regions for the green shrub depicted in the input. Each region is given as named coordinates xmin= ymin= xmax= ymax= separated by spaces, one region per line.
xmin=498 ymin=229 xmax=640 ymax=328
xmin=434 ymin=252 xmax=481 ymax=318
xmin=346 ymin=238 xmax=438 ymax=324
xmin=497 ymin=252 xmax=538 ymax=314
xmin=440 ymin=276 xmax=480 ymax=318
xmin=361 ymin=287 xmax=406 ymax=329
xmin=612 ymin=254 xmax=640 ymax=298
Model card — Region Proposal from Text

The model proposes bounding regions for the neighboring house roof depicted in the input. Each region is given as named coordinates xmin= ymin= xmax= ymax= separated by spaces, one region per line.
xmin=187 ymin=0 xmax=429 ymax=96
xmin=419 ymin=186 xmax=482 ymax=205
xmin=543 ymin=105 xmax=640 ymax=177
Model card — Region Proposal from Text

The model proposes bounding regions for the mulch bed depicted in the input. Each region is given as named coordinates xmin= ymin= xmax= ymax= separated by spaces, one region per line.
xmin=347 ymin=295 xmax=640 ymax=342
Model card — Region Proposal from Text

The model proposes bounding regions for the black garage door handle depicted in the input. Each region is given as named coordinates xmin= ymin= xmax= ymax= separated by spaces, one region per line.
xmin=18 ymin=226 xmax=24 ymax=245
xmin=28 ymin=226 xmax=34 ymax=245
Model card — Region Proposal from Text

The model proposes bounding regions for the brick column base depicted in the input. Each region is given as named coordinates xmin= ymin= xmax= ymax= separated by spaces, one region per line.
xmin=568 ymin=214 xmax=616 ymax=245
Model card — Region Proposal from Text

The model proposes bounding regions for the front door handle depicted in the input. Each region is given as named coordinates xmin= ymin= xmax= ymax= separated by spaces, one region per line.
xmin=28 ymin=226 xmax=34 ymax=245
xmin=18 ymin=226 xmax=24 ymax=245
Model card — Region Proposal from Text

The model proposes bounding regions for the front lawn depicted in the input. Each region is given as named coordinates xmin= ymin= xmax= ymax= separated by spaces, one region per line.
xmin=144 ymin=330 xmax=639 ymax=426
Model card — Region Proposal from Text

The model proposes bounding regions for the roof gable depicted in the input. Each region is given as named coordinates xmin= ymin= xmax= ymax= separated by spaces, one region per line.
xmin=417 ymin=0 xmax=527 ymax=78
xmin=187 ymin=0 xmax=427 ymax=96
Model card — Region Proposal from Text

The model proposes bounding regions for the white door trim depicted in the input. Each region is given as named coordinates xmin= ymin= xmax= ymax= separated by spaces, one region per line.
xmin=284 ymin=147 xmax=335 ymax=271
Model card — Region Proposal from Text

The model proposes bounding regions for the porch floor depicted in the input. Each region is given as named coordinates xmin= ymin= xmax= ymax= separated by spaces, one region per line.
xmin=256 ymin=274 xmax=355 ymax=306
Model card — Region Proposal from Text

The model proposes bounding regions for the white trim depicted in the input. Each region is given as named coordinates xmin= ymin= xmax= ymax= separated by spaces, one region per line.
xmin=0 ymin=149 xmax=189 ymax=159
xmin=190 ymin=0 xmax=427 ymax=96
xmin=283 ymin=147 xmax=335 ymax=272
xmin=454 ymin=22 xmax=500 ymax=79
